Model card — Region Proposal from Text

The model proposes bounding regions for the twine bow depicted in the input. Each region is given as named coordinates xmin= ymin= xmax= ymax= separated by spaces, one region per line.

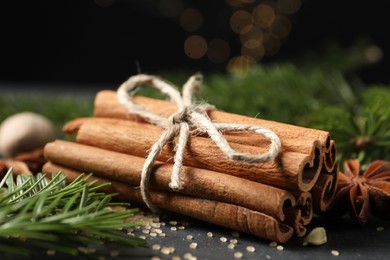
xmin=117 ymin=74 xmax=281 ymax=212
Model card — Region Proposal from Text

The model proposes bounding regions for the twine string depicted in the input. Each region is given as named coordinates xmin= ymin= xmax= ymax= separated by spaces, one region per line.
xmin=117 ymin=74 xmax=281 ymax=212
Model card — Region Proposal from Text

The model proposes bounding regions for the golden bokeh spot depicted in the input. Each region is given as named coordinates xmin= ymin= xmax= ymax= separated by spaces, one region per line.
xmin=270 ymin=15 xmax=291 ymax=39
xmin=207 ymin=39 xmax=231 ymax=63
xmin=252 ymin=4 xmax=276 ymax=28
xmin=240 ymin=26 xmax=263 ymax=49
xmin=225 ymin=0 xmax=245 ymax=8
xmin=180 ymin=8 xmax=204 ymax=32
xmin=262 ymin=33 xmax=280 ymax=56
xmin=227 ymin=56 xmax=256 ymax=74
xmin=184 ymin=35 xmax=208 ymax=59
xmin=241 ymin=44 xmax=265 ymax=61
xmin=230 ymin=10 xmax=253 ymax=35
xmin=160 ymin=0 xmax=183 ymax=18
xmin=278 ymin=0 xmax=301 ymax=15
xmin=94 ymin=0 xmax=115 ymax=8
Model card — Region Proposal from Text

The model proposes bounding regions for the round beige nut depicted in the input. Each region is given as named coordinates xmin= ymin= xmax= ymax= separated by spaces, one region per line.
xmin=0 ymin=112 xmax=56 ymax=156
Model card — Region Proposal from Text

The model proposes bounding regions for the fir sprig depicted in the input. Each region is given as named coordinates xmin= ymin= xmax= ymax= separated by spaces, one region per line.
xmin=0 ymin=169 xmax=146 ymax=257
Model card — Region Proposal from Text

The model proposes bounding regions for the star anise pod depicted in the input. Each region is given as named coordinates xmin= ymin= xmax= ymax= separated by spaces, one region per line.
xmin=329 ymin=159 xmax=390 ymax=225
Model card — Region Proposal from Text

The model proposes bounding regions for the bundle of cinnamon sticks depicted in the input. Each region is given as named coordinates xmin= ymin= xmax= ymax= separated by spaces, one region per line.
xmin=43 ymin=87 xmax=337 ymax=243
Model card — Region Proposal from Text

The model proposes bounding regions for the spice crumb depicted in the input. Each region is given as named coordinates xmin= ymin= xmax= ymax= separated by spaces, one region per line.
xmin=189 ymin=242 xmax=198 ymax=249
xmin=150 ymin=232 xmax=157 ymax=237
xmin=246 ymin=246 xmax=256 ymax=253
xmin=172 ymin=256 xmax=181 ymax=260
xmin=220 ymin=237 xmax=228 ymax=242
xmin=227 ymin=243 xmax=235 ymax=249
xmin=377 ymin=226 xmax=385 ymax=231
xmin=171 ymin=227 xmax=178 ymax=231
xmin=233 ymin=252 xmax=243 ymax=259
xmin=142 ymin=229 xmax=150 ymax=234
xmin=161 ymin=247 xmax=171 ymax=255
xmin=159 ymin=232 xmax=167 ymax=237
xmin=186 ymin=235 xmax=193 ymax=240
xmin=169 ymin=220 xmax=178 ymax=226
xmin=169 ymin=246 xmax=176 ymax=253
xmin=231 ymin=231 xmax=240 ymax=238
xmin=269 ymin=241 xmax=278 ymax=247
xmin=155 ymin=228 xmax=163 ymax=234
xmin=160 ymin=222 xmax=166 ymax=227
xmin=230 ymin=239 xmax=238 ymax=244
xmin=152 ymin=244 xmax=161 ymax=251
xmin=139 ymin=235 xmax=146 ymax=240
xmin=331 ymin=250 xmax=339 ymax=256
xmin=207 ymin=232 xmax=213 ymax=237
xmin=276 ymin=245 xmax=284 ymax=251
xmin=265 ymin=254 xmax=271 ymax=259
xmin=183 ymin=253 xmax=195 ymax=260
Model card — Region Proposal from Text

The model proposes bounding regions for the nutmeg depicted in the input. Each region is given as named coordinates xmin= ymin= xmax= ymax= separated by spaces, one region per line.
xmin=0 ymin=112 xmax=56 ymax=157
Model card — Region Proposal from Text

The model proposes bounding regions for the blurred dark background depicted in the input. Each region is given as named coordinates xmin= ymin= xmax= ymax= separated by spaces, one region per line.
xmin=1 ymin=0 xmax=389 ymax=86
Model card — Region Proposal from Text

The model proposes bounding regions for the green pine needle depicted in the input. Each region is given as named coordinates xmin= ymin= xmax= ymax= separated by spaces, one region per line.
xmin=0 ymin=169 xmax=147 ymax=257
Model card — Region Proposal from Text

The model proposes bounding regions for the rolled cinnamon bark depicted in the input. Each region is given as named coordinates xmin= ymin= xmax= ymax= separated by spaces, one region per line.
xmin=44 ymin=140 xmax=297 ymax=221
xmin=42 ymin=162 xmax=294 ymax=243
xmin=311 ymin=164 xmax=338 ymax=212
xmin=94 ymin=90 xmax=332 ymax=155
xmin=63 ymin=118 xmax=321 ymax=192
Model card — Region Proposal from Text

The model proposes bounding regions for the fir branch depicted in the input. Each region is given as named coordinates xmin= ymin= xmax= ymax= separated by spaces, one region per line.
xmin=0 ymin=169 xmax=146 ymax=257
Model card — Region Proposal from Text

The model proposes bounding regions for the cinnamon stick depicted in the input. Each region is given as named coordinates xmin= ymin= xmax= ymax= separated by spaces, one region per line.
xmin=94 ymin=90 xmax=332 ymax=155
xmin=311 ymin=164 xmax=338 ymax=212
xmin=63 ymin=117 xmax=322 ymax=192
xmin=44 ymin=140 xmax=298 ymax=222
xmin=42 ymin=162 xmax=294 ymax=243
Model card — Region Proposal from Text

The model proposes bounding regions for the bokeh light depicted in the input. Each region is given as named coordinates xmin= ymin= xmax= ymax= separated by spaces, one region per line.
xmin=230 ymin=10 xmax=253 ymax=35
xmin=277 ymin=0 xmax=301 ymax=15
xmin=270 ymin=14 xmax=292 ymax=39
xmin=184 ymin=35 xmax=208 ymax=59
xmin=252 ymin=4 xmax=276 ymax=28
xmin=240 ymin=26 xmax=264 ymax=49
xmin=207 ymin=39 xmax=231 ymax=63
xmin=180 ymin=8 xmax=203 ymax=32
xmin=227 ymin=56 xmax=256 ymax=73
xmin=241 ymin=44 xmax=265 ymax=61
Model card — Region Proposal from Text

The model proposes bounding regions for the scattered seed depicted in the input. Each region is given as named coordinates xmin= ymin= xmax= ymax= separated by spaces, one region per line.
xmin=161 ymin=247 xmax=171 ymax=255
xmin=179 ymin=226 xmax=186 ymax=230
xmin=169 ymin=220 xmax=178 ymax=226
xmin=233 ymin=252 xmax=243 ymax=259
xmin=160 ymin=222 xmax=166 ymax=227
xmin=169 ymin=246 xmax=176 ymax=253
xmin=183 ymin=253 xmax=194 ymax=260
xmin=152 ymin=244 xmax=161 ymax=251
xmin=139 ymin=235 xmax=146 ymax=240
xmin=142 ymin=229 xmax=150 ymax=234
xmin=145 ymin=225 xmax=152 ymax=229
xmin=159 ymin=232 xmax=167 ymax=237
xmin=171 ymin=227 xmax=178 ymax=231
xmin=186 ymin=235 xmax=193 ymax=240
xmin=331 ymin=250 xmax=339 ymax=256
xmin=172 ymin=256 xmax=181 ymax=260
xmin=189 ymin=242 xmax=198 ymax=249
xmin=230 ymin=239 xmax=238 ymax=244
xmin=377 ymin=226 xmax=385 ymax=232
xmin=231 ymin=230 xmax=240 ymax=238
xmin=246 ymin=246 xmax=256 ymax=253
xmin=276 ymin=245 xmax=284 ymax=251
xmin=155 ymin=228 xmax=163 ymax=234
xmin=227 ymin=243 xmax=235 ymax=249
xmin=220 ymin=237 xmax=228 ymax=242
xmin=303 ymin=227 xmax=327 ymax=246
xmin=150 ymin=232 xmax=158 ymax=237
xmin=265 ymin=254 xmax=271 ymax=259
xmin=110 ymin=250 xmax=119 ymax=257
xmin=207 ymin=232 xmax=213 ymax=237
xmin=269 ymin=241 xmax=277 ymax=247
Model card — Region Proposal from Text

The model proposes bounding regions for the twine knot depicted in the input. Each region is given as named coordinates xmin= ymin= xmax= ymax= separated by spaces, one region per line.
xmin=117 ymin=74 xmax=281 ymax=212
